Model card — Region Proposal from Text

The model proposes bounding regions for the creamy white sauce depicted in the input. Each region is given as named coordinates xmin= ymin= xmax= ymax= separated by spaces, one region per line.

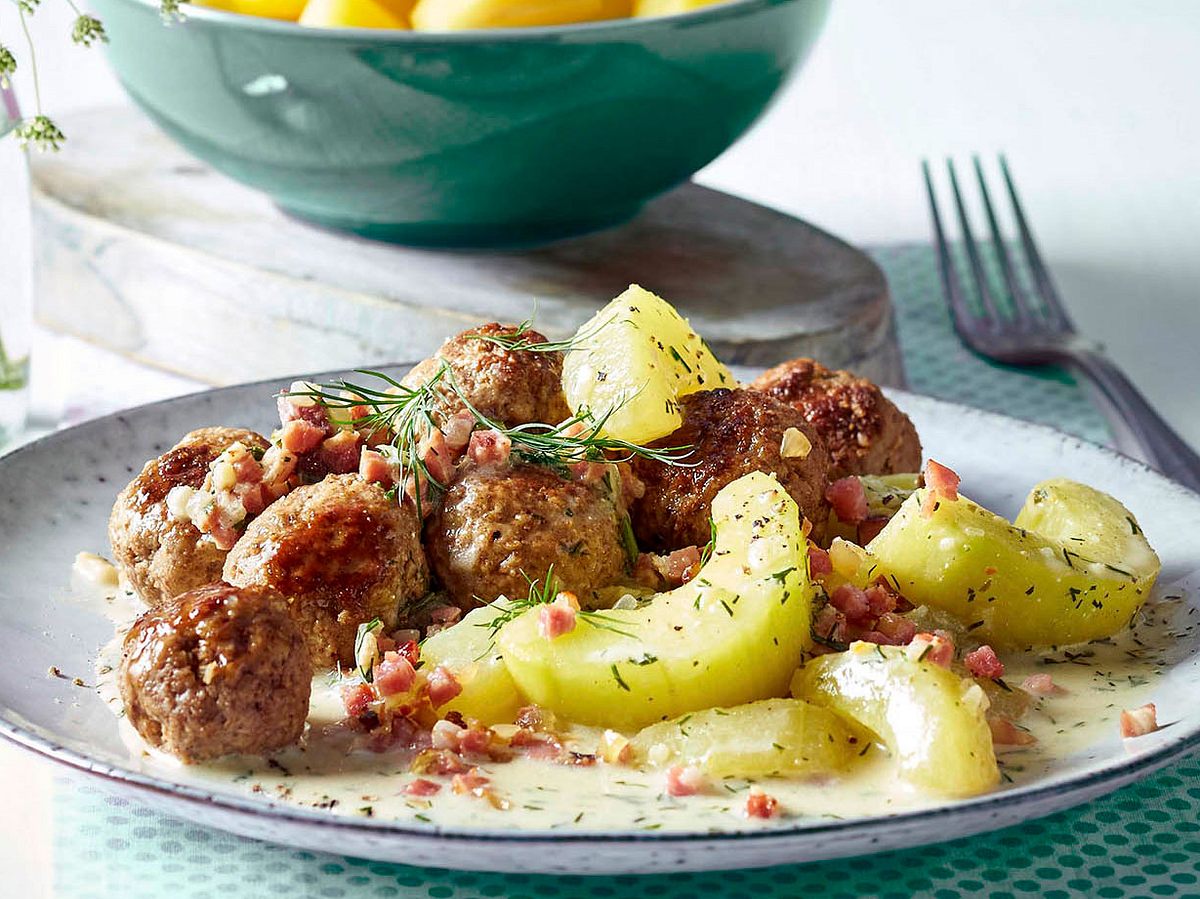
xmin=82 ymin=560 xmax=1191 ymax=834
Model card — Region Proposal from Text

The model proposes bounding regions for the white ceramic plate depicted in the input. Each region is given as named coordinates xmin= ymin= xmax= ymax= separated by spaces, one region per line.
xmin=1 ymin=374 xmax=1198 ymax=874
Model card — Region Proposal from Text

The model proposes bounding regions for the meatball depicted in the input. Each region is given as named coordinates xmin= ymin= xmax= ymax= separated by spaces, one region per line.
xmin=630 ymin=389 xmax=831 ymax=551
xmin=223 ymin=474 xmax=428 ymax=666
xmin=118 ymin=583 xmax=312 ymax=763
xmin=402 ymin=323 xmax=572 ymax=428
xmin=108 ymin=427 xmax=270 ymax=606
xmin=750 ymin=358 xmax=921 ymax=479
xmin=426 ymin=462 xmax=628 ymax=610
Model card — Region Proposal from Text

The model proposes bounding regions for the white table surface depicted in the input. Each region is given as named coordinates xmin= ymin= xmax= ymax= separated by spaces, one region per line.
xmin=0 ymin=2 xmax=1198 ymax=893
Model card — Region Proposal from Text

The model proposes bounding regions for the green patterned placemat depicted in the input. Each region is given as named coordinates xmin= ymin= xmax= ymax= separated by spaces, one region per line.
xmin=53 ymin=245 xmax=1196 ymax=899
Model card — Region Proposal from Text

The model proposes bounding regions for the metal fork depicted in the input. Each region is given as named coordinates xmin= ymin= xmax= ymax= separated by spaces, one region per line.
xmin=923 ymin=156 xmax=1200 ymax=493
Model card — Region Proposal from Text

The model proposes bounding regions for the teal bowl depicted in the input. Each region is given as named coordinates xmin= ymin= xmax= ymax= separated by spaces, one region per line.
xmin=90 ymin=0 xmax=830 ymax=246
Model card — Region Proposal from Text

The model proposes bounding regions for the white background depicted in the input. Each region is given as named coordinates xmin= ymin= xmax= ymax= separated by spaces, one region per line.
xmin=3 ymin=0 xmax=1199 ymax=442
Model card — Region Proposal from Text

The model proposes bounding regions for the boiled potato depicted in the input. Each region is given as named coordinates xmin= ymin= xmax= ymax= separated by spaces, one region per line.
xmin=866 ymin=479 xmax=1160 ymax=649
xmin=561 ymin=285 xmax=734 ymax=445
xmin=793 ymin=643 xmax=999 ymax=797
xmin=196 ymin=0 xmax=307 ymax=19
xmin=412 ymin=0 xmax=629 ymax=30
xmin=630 ymin=698 xmax=865 ymax=778
xmin=299 ymin=0 xmax=412 ymax=27
xmin=498 ymin=472 xmax=813 ymax=730
xmin=420 ymin=605 xmax=524 ymax=724
xmin=634 ymin=0 xmax=725 ymax=17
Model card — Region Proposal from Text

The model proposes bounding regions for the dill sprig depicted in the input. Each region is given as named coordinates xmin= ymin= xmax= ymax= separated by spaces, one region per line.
xmin=475 ymin=566 xmax=638 ymax=652
xmin=463 ymin=312 xmax=610 ymax=355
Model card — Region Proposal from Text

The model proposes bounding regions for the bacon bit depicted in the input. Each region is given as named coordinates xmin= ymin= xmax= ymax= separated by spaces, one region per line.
xmin=964 ymin=645 xmax=1005 ymax=679
xmin=616 ymin=462 xmax=646 ymax=505
xmin=427 ymin=665 xmax=463 ymax=707
xmin=277 ymin=389 xmax=330 ymax=428
xmin=857 ymin=517 xmax=889 ymax=545
xmin=1021 ymin=673 xmax=1066 ymax=696
xmin=745 ymin=788 xmax=780 ymax=819
xmin=451 ymin=767 xmax=491 ymax=795
xmin=906 ymin=632 xmax=955 ymax=667
xmin=514 ymin=706 xmax=556 ymax=732
xmin=421 ymin=429 xmax=457 ymax=485
xmin=281 ymin=418 xmax=328 ymax=454
xmin=342 ymin=683 xmax=376 ymax=719
xmin=873 ymin=612 xmax=916 ymax=645
xmin=538 ymin=596 xmax=578 ymax=640
xmin=458 ymin=724 xmax=499 ymax=757
xmin=410 ymin=748 xmax=469 ymax=776
xmin=665 ymin=765 xmax=706 ymax=797
xmin=826 ymin=477 xmax=869 ymax=524
xmin=863 ymin=583 xmax=897 ymax=618
xmin=237 ymin=482 xmax=269 ymax=517
xmin=319 ymin=429 xmax=363 ymax=474
xmin=443 ymin=412 xmax=475 ymax=451
xmin=374 ymin=652 xmax=417 ymax=697
xmin=404 ymin=778 xmax=442 ymax=797
xmin=1120 ymin=703 xmax=1160 ymax=738
xmin=426 ymin=604 xmax=463 ymax=638
xmin=921 ymin=459 xmax=961 ymax=517
xmin=830 ymin=584 xmax=872 ymax=625
xmin=467 ymin=429 xmax=512 ymax=466
xmin=811 ymin=605 xmax=846 ymax=652
xmin=393 ymin=639 xmax=420 ymax=668
xmin=570 ymin=460 xmax=608 ymax=483
xmin=509 ymin=729 xmax=563 ymax=761
xmin=640 ymin=546 xmax=703 ymax=589
xmin=990 ymin=717 xmax=1037 ymax=748
xmin=359 ymin=449 xmax=396 ymax=487
xmin=807 ymin=544 xmax=833 ymax=579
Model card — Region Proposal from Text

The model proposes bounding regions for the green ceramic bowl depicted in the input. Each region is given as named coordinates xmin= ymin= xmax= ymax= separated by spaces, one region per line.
xmin=91 ymin=0 xmax=830 ymax=246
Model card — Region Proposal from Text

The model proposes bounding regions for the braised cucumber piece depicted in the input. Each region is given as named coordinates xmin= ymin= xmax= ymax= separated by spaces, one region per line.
xmin=793 ymin=643 xmax=999 ymax=797
xmin=866 ymin=478 xmax=1160 ymax=649
xmin=561 ymin=285 xmax=734 ymax=445
xmin=498 ymin=472 xmax=813 ymax=730
xmin=630 ymin=698 xmax=865 ymax=778
xmin=420 ymin=605 xmax=525 ymax=725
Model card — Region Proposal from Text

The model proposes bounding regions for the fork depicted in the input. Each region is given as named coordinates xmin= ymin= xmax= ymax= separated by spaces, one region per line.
xmin=923 ymin=156 xmax=1200 ymax=493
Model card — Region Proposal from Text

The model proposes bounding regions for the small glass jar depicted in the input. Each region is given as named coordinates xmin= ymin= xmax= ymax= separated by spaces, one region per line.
xmin=0 ymin=85 xmax=32 ymax=447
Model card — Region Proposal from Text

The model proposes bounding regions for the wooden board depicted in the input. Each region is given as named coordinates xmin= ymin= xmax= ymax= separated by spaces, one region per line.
xmin=30 ymin=106 xmax=905 ymax=387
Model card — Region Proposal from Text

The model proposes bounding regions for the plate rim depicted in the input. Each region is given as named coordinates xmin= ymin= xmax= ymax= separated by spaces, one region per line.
xmin=2 ymin=375 xmax=1199 ymax=849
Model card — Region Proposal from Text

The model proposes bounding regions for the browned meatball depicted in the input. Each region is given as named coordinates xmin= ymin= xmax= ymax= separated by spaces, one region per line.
xmin=108 ymin=427 xmax=270 ymax=606
xmin=750 ymin=358 xmax=922 ymax=480
xmin=426 ymin=462 xmax=629 ymax=610
xmin=118 ymin=583 xmax=312 ymax=763
xmin=402 ymin=323 xmax=572 ymax=428
xmin=630 ymin=389 xmax=831 ymax=551
xmin=223 ymin=474 xmax=428 ymax=666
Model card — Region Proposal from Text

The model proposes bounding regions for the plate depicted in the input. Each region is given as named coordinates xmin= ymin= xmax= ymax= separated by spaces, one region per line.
xmin=1 ymin=373 xmax=1198 ymax=874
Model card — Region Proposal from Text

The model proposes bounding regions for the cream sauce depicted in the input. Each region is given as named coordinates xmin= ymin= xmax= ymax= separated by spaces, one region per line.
xmin=79 ymin=555 xmax=1193 ymax=834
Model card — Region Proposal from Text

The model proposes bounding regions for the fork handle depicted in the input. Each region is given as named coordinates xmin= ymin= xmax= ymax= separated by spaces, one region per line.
xmin=1064 ymin=348 xmax=1200 ymax=492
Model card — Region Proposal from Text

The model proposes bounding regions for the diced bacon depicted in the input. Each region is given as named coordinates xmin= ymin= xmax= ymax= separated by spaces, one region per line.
xmin=342 ymin=683 xmax=376 ymax=719
xmin=431 ymin=718 xmax=464 ymax=750
xmin=857 ymin=517 xmax=889 ymax=545
xmin=420 ymin=429 xmax=457 ymax=485
xmin=509 ymin=729 xmax=563 ymax=760
xmin=514 ymin=706 xmax=555 ymax=732
xmin=403 ymin=473 xmax=433 ymax=515
xmin=665 ymin=765 xmax=706 ymax=797
xmin=463 ymin=428 xmax=509 ymax=468
xmin=807 ymin=544 xmax=833 ymax=579
xmin=443 ymin=412 xmax=476 ymax=451
xmin=921 ymin=459 xmax=961 ymax=517
xmin=458 ymin=725 xmax=496 ymax=757
xmin=873 ymin=612 xmax=917 ymax=645
xmin=394 ymin=639 xmax=421 ymax=668
xmin=451 ymin=768 xmax=491 ymax=796
xmin=990 ymin=717 xmax=1037 ymax=747
xmin=1120 ymin=703 xmax=1160 ymax=738
xmin=829 ymin=584 xmax=872 ymax=625
xmin=237 ymin=482 xmax=270 ymax=517
xmin=320 ymin=429 xmax=363 ymax=475
xmin=538 ymin=597 xmax=577 ymax=639
xmin=826 ymin=477 xmax=869 ymax=524
xmin=812 ymin=605 xmax=845 ymax=650
xmin=374 ymin=652 xmax=417 ymax=697
xmin=964 ymin=645 xmax=1005 ymax=679
xmin=430 ymin=605 xmax=462 ymax=626
xmin=230 ymin=449 xmax=263 ymax=483
xmin=205 ymin=507 xmax=243 ymax=552
xmin=745 ymin=788 xmax=780 ymax=819
xmin=427 ymin=665 xmax=463 ymax=707
xmin=864 ymin=583 xmax=898 ymax=618
xmin=645 ymin=546 xmax=703 ymax=588
xmin=906 ymin=632 xmax=955 ymax=667
xmin=281 ymin=418 xmax=328 ymax=454
xmin=616 ymin=462 xmax=646 ymax=505
xmin=277 ymin=390 xmax=330 ymax=428
xmin=359 ymin=449 xmax=397 ymax=487
xmin=404 ymin=778 xmax=442 ymax=797
xmin=1021 ymin=674 xmax=1066 ymax=696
